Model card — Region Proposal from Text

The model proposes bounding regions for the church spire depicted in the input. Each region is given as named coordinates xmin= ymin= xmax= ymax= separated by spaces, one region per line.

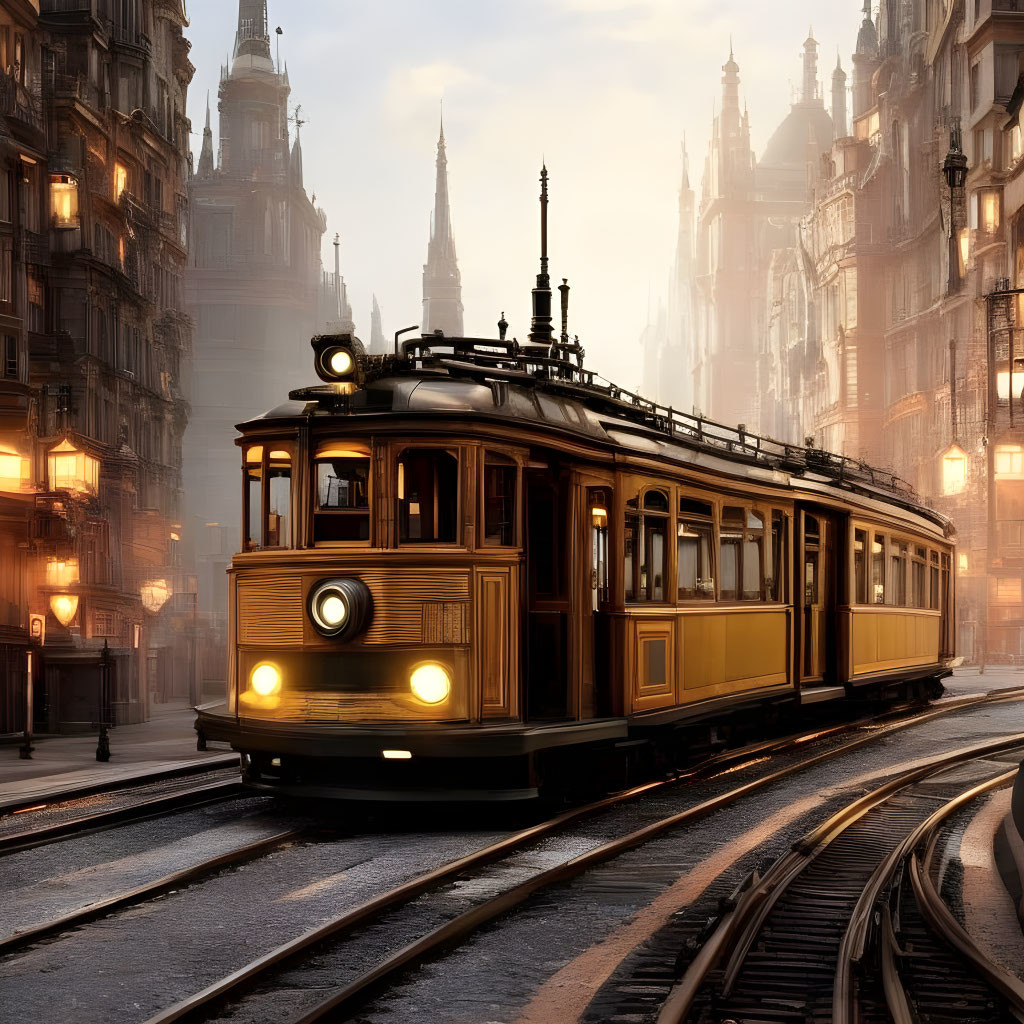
xmin=234 ymin=0 xmax=271 ymax=61
xmin=370 ymin=294 xmax=385 ymax=352
xmin=422 ymin=117 xmax=464 ymax=337
xmin=197 ymin=91 xmax=214 ymax=179
xmin=802 ymin=27 xmax=819 ymax=105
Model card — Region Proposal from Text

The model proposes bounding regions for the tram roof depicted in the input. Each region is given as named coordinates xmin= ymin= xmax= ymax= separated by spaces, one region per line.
xmin=236 ymin=334 xmax=953 ymax=536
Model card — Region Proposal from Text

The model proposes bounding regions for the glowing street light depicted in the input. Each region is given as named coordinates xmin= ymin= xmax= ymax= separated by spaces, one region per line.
xmin=49 ymin=593 xmax=79 ymax=627
xmin=140 ymin=578 xmax=171 ymax=615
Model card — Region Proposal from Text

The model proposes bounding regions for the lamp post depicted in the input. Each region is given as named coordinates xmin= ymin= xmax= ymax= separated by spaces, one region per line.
xmin=943 ymin=119 xmax=968 ymax=295
xmin=97 ymin=638 xmax=112 ymax=762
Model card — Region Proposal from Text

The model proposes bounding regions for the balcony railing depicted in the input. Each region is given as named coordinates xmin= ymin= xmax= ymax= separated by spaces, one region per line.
xmin=0 ymin=71 xmax=43 ymax=132
xmin=40 ymin=0 xmax=94 ymax=12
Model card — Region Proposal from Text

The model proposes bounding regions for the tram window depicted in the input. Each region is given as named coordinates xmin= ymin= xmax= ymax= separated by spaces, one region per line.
xmin=266 ymin=450 xmax=291 ymax=548
xmin=314 ymin=444 xmax=370 ymax=543
xmin=244 ymin=463 xmax=261 ymax=550
xmin=854 ymin=529 xmax=868 ymax=604
xmin=399 ymin=448 xmax=458 ymax=543
xmin=677 ymin=520 xmax=714 ymax=600
xmin=590 ymin=495 xmax=610 ymax=610
xmin=871 ymin=534 xmax=886 ymax=603
xmin=483 ymin=452 xmax=517 ymax=546
xmin=769 ymin=511 xmax=786 ymax=602
xmin=625 ymin=490 xmax=669 ymax=602
xmin=929 ymin=551 xmax=940 ymax=610
xmin=889 ymin=541 xmax=909 ymax=606
xmin=720 ymin=506 xmax=744 ymax=601
xmin=679 ymin=496 xmax=713 ymax=518
xmin=911 ymin=546 xmax=927 ymax=608
xmin=743 ymin=511 xmax=765 ymax=601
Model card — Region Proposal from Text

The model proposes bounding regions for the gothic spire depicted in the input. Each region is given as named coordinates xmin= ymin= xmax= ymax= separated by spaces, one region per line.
xmin=197 ymin=91 xmax=214 ymax=179
xmin=422 ymin=118 xmax=464 ymax=337
xmin=234 ymin=0 xmax=271 ymax=63
xmin=802 ymin=27 xmax=819 ymax=104
xmin=370 ymin=294 xmax=385 ymax=352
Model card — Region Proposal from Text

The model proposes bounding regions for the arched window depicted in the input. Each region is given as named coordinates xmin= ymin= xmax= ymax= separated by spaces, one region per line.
xmin=625 ymin=488 xmax=669 ymax=602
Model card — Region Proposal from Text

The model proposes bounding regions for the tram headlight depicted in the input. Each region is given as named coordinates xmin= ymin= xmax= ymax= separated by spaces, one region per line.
xmin=307 ymin=578 xmax=373 ymax=640
xmin=250 ymin=662 xmax=282 ymax=697
xmin=312 ymin=333 xmax=365 ymax=384
xmin=409 ymin=663 xmax=451 ymax=705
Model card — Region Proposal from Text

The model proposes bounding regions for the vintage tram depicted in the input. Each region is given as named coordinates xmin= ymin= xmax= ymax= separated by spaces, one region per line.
xmin=196 ymin=174 xmax=954 ymax=800
xmin=194 ymin=325 xmax=955 ymax=800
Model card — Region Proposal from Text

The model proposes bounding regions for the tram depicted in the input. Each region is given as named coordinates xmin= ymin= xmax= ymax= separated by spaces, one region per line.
xmin=196 ymin=175 xmax=955 ymax=801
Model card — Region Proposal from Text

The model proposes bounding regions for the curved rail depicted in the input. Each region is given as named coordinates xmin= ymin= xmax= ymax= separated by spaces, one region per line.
xmin=143 ymin=694 xmax=1024 ymax=1024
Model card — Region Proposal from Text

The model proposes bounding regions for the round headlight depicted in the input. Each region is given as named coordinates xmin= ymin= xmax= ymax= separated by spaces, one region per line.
xmin=410 ymin=663 xmax=451 ymax=705
xmin=329 ymin=349 xmax=354 ymax=376
xmin=307 ymin=578 xmax=373 ymax=640
xmin=250 ymin=662 xmax=281 ymax=696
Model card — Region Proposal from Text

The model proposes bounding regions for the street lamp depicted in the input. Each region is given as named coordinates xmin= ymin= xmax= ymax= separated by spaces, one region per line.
xmin=140 ymin=578 xmax=171 ymax=614
xmin=943 ymin=120 xmax=968 ymax=293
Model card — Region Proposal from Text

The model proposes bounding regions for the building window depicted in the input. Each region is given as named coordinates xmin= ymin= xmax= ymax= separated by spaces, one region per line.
xmin=942 ymin=445 xmax=967 ymax=494
xmin=995 ymin=445 xmax=1024 ymax=477
xmin=0 ymin=239 xmax=11 ymax=304
xmin=50 ymin=174 xmax=79 ymax=228
xmin=314 ymin=442 xmax=370 ymax=543
xmin=2 ymin=334 xmax=15 ymax=377
xmin=677 ymin=496 xmax=714 ymax=600
xmin=482 ymin=452 xmax=517 ymax=546
xmin=398 ymin=448 xmax=458 ymax=543
xmin=27 ymin=276 xmax=43 ymax=333
xmin=20 ymin=160 xmax=39 ymax=232
xmin=115 ymin=163 xmax=128 ymax=200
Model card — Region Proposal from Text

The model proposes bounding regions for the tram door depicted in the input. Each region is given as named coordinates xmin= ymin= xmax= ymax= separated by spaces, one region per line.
xmin=585 ymin=488 xmax=613 ymax=718
xmin=524 ymin=466 xmax=571 ymax=720
xmin=799 ymin=510 xmax=836 ymax=685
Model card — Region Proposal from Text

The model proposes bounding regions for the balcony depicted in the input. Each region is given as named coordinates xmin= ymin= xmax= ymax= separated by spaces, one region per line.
xmin=106 ymin=20 xmax=152 ymax=56
xmin=0 ymin=72 xmax=43 ymax=134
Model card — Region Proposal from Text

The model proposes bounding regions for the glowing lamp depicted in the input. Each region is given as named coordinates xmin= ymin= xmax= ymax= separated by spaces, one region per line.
xmin=312 ymin=333 xmax=365 ymax=384
xmin=140 ymin=578 xmax=171 ymax=614
xmin=0 ymin=445 xmax=29 ymax=492
xmin=48 ymin=440 xmax=99 ymax=495
xmin=409 ymin=663 xmax=451 ymax=705
xmin=50 ymin=593 xmax=79 ymax=627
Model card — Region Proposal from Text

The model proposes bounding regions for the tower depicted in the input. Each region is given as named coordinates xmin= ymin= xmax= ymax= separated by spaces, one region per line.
xmin=197 ymin=93 xmax=214 ymax=179
xmin=184 ymin=0 xmax=335 ymax=638
xmin=421 ymin=119 xmax=464 ymax=337
xmin=802 ymin=29 xmax=819 ymax=105
xmin=853 ymin=0 xmax=880 ymax=119
xmin=370 ymin=295 xmax=385 ymax=352
xmin=832 ymin=53 xmax=848 ymax=138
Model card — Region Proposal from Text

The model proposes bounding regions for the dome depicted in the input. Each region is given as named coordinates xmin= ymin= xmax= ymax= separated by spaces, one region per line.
xmin=759 ymin=103 xmax=834 ymax=169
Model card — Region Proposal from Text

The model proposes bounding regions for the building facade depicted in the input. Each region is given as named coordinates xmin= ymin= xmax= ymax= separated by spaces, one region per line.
xmin=0 ymin=0 xmax=195 ymax=734
xmin=183 ymin=0 xmax=348 ymax=683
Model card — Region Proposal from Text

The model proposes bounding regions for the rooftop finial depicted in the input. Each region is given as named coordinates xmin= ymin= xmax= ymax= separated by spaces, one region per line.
xmin=439 ymin=99 xmax=444 ymax=145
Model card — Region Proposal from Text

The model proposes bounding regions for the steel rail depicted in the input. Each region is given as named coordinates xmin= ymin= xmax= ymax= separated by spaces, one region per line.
xmin=0 ymin=779 xmax=244 ymax=856
xmin=657 ymin=734 xmax=1024 ymax=1024
xmin=142 ymin=692 xmax=1024 ymax=1024
xmin=880 ymin=905 xmax=915 ymax=1024
xmin=834 ymin=769 xmax=1020 ymax=1024
xmin=0 ymin=829 xmax=302 ymax=956
xmin=909 ymin=822 xmax=1024 ymax=1018
xmin=0 ymin=755 xmax=239 ymax=817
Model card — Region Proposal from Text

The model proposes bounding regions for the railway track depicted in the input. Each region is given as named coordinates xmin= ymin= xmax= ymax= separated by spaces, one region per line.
xmin=138 ymin=693 xmax=1024 ymax=1024
xmin=657 ymin=739 xmax=1024 ymax=1024
xmin=0 ymin=768 xmax=247 ymax=856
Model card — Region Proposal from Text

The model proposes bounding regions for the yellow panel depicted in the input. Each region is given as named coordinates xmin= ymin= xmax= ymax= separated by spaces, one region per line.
xmin=631 ymin=620 xmax=676 ymax=713
xmin=851 ymin=610 xmax=942 ymax=676
xmin=679 ymin=610 xmax=789 ymax=702
xmin=476 ymin=571 xmax=511 ymax=717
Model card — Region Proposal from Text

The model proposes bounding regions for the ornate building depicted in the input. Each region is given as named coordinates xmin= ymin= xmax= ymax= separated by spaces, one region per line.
xmin=184 ymin=0 xmax=347 ymax=675
xmin=0 ymin=0 xmax=195 ymax=733
xmin=421 ymin=121 xmax=463 ymax=337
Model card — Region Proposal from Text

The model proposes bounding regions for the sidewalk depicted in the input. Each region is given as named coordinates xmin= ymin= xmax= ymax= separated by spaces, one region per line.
xmin=0 ymin=699 xmax=236 ymax=811
xmin=943 ymin=665 xmax=1024 ymax=698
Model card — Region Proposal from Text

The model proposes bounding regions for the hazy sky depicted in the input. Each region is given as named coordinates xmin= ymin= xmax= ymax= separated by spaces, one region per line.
xmin=186 ymin=0 xmax=865 ymax=391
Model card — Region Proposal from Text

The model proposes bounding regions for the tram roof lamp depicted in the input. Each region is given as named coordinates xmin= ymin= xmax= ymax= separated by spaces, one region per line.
xmin=312 ymin=332 xmax=366 ymax=384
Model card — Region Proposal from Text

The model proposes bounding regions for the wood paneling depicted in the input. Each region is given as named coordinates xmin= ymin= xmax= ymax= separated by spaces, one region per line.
xmin=851 ymin=609 xmax=941 ymax=675
xmin=629 ymin=619 xmax=676 ymax=713
xmin=237 ymin=575 xmax=304 ymax=646
xmin=475 ymin=568 xmax=517 ymax=718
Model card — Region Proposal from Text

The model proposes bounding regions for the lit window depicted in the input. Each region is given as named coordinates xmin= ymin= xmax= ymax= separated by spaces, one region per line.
xmin=0 ymin=444 xmax=29 ymax=492
xmin=45 ymin=557 xmax=79 ymax=587
xmin=314 ymin=442 xmax=370 ymax=543
xmin=959 ymin=228 xmax=970 ymax=271
xmin=115 ymin=163 xmax=128 ymax=200
xmin=49 ymin=174 xmax=79 ymax=228
xmin=48 ymin=440 xmax=99 ymax=495
xmin=995 ymin=445 xmax=1024 ymax=477
xmin=941 ymin=445 xmax=967 ymax=494
xmin=982 ymin=190 xmax=1001 ymax=233
xmin=958 ymin=553 xmax=969 ymax=574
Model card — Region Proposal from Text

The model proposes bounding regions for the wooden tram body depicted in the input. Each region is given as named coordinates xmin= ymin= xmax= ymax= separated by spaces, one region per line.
xmin=197 ymin=333 xmax=955 ymax=801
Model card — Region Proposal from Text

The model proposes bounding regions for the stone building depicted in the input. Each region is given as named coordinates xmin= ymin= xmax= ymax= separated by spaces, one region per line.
xmin=0 ymin=0 xmax=195 ymax=734
xmin=183 ymin=0 xmax=349 ymax=680
xmin=776 ymin=0 xmax=1024 ymax=663
xmin=692 ymin=36 xmax=834 ymax=433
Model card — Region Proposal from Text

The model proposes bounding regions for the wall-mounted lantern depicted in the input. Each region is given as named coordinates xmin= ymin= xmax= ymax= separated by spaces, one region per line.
xmin=140 ymin=578 xmax=171 ymax=615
